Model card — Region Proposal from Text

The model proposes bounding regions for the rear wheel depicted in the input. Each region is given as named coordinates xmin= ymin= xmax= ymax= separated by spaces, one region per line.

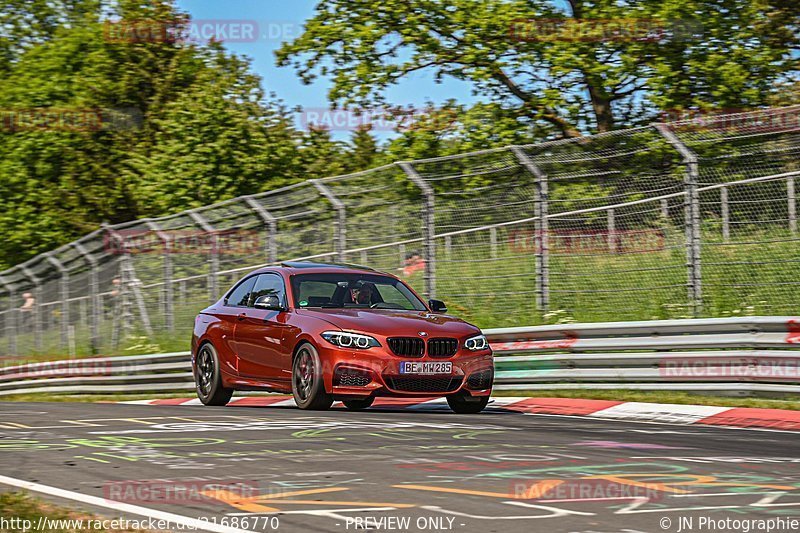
xmin=292 ymin=343 xmax=333 ymax=410
xmin=343 ymin=397 xmax=374 ymax=411
xmin=194 ymin=343 xmax=233 ymax=406
xmin=447 ymin=394 xmax=490 ymax=414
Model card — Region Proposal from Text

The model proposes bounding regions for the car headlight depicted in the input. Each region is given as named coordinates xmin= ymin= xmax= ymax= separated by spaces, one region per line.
xmin=321 ymin=331 xmax=381 ymax=349
xmin=465 ymin=334 xmax=489 ymax=351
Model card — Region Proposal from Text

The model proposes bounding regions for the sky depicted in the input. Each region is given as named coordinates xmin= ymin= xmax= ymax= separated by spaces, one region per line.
xmin=174 ymin=0 xmax=479 ymax=139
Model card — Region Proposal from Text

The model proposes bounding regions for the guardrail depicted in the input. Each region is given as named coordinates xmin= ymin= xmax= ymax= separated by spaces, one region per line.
xmin=1 ymin=316 xmax=799 ymax=397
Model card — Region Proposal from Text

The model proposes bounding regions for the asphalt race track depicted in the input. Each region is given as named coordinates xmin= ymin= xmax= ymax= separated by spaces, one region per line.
xmin=1 ymin=401 xmax=799 ymax=533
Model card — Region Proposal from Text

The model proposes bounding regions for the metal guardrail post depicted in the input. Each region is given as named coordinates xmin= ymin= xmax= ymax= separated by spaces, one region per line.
xmin=655 ymin=124 xmax=702 ymax=316
xmin=72 ymin=242 xmax=100 ymax=353
xmin=187 ymin=211 xmax=219 ymax=304
xmin=0 ymin=276 xmax=16 ymax=355
xmin=398 ymin=162 xmax=436 ymax=299
xmin=144 ymin=221 xmax=173 ymax=332
xmin=511 ymin=147 xmax=549 ymax=311
xmin=311 ymin=180 xmax=347 ymax=261
xmin=43 ymin=253 xmax=69 ymax=348
xmin=19 ymin=264 xmax=42 ymax=351
xmin=244 ymin=197 xmax=278 ymax=263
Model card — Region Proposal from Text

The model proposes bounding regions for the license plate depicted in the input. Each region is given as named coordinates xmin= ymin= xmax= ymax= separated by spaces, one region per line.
xmin=399 ymin=361 xmax=452 ymax=375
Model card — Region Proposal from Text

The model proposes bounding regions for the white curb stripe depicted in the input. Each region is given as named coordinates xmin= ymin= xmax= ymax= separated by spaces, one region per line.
xmin=180 ymin=398 xmax=204 ymax=406
xmin=589 ymin=402 xmax=732 ymax=424
xmin=0 ymin=474 xmax=257 ymax=533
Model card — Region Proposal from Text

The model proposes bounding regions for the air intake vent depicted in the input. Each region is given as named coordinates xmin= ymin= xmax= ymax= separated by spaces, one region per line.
xmin=334 ymin=367 xmax=371 ymax=387
xmin=385 ymin=376 xmax=463 ymax=393
xmin=466 ymin=369 xmax=493 ymax=390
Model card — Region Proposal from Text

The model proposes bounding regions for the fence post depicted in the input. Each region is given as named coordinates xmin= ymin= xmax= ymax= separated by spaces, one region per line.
xmin=244 ymin=197 xmax=278 ymax=263
xmin=511 ymin=147 xmax=549 ymax=311
xmin=144 ymin=221 xmax=173 ymax=332
xmin=720 ymin=186 xmax=730 ymax=242
xmin=72 ymin=242 xmax=100 ymax=353
xmin=19 ymin=265 xmax=42 ymax=352
xmin=43 ymin=253 xmax=69 ymax=349
xmin=187 ymin=211 xmax=219 ymax=304
xmin=102 ymin=224 xmax=154 ymax=338
xmin=607 ymin=208 xmax=617 ymax=253
xmin=789 ymin=177 xmax=797 ymax=234
xmin=311 ymin=179 xmax=346 ymax=261
xmin=0 ymin=276 xmax=16 ymax=355
xmin=398 ymin=162 xmax=436 ymax=299
xmin=655 ymin=124 xmax=702 ymax=316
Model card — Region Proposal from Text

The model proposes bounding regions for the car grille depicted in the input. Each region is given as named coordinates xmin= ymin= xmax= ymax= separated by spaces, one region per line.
xmin=466 ymin=369 xmax=493 ymax=390
xmin=427 ymin=338 xmax=459 ymax=357
xmin=388 ymin=337 xmax=425 ymax=357
xmin=388 ymin=337 xmax=459 ymax=357
xmin=385 ymin=376 xmax=463 ymax=393
xmin=334 ymin=367 xmax=371 ymax=387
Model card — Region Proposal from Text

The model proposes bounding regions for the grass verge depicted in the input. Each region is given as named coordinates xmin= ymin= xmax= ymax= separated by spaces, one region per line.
xmin=0 ymin=491 xmax=158 ymax=532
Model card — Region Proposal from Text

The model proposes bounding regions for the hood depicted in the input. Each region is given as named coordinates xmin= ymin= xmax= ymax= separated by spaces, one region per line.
xmin=296 ymin=308 xmax=480 ymax=337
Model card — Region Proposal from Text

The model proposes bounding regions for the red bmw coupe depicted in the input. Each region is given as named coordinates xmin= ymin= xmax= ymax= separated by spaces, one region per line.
xmin=191 ymin=261 xmax=494 ymax=413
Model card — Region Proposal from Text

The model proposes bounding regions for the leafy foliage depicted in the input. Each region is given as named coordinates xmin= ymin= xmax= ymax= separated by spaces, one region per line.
xmin=278 ymin=0 xmax=798 ymax=136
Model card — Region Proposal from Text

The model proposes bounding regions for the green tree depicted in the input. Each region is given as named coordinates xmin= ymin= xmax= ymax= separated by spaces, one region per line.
xmin=298 ymin=125 xmax=347 ymax=178
xmin=0 ymin=0 xmax=304 ymax=267
xmin=277 ymin=0 xmax=799 ymax=137
xmin=129 ymin=47 xmax=301 ymax=213
xmin=382 ymin=101 xmax=542 ymax=162
xmin=343 ymin=124 xmax=380 ymax=172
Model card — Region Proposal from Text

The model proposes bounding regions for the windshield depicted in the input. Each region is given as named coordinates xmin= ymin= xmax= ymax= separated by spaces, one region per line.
xmin=291 ymin=273 xmax=427 ymax=311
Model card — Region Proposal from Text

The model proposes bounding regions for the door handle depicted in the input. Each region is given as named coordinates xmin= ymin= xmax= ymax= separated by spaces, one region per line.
xmin=237 ymin=313 xmax=247 ymax=321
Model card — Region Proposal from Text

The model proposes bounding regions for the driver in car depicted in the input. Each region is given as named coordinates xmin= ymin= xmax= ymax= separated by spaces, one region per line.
xmin=350 ymin=282 xmax=376 ymax=305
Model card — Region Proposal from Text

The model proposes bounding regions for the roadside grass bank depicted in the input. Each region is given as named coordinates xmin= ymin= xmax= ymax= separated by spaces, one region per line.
xmin=0 ymin=491 xmax=158 ymax=533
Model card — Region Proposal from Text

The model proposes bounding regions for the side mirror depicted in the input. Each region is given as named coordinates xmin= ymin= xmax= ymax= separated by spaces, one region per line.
xmin=253 ymin=294 xmax=285 ymax=311
xmin=428 ymin=299 xmax=448 ymax=313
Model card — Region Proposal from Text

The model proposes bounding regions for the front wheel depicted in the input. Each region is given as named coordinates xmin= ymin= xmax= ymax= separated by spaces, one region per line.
xmin=447 ymin=394 xmax=490 ymax=414
xmin=343 ymin=397 xmax=374 ymax=411
xmin=194 ymin=343 xmax=233 ymax=406
xmin=292 ymin=343 xmax=333 ymax=410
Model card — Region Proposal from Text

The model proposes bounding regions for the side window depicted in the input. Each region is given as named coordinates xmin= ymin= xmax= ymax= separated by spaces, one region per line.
xmin=225 ymin=276 xmax=256 ymax=307
xmin=248 ymin=274 xmax=286 ymax=307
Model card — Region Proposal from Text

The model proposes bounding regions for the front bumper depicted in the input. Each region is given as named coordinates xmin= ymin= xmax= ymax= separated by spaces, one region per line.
xmin=318 ymin=344 xmax=494 ymax=398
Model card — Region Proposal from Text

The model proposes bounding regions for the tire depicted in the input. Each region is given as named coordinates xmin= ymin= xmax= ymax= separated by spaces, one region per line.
xmin=447 ymin=394 xmax=490 ymax=414
xmin=343 ymin=397 xmax=374 ymax=411
xmin=194 ymin=343 xmax=233 ymax=406
xmin=292 ymin=343 xmax=333 ymax=410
